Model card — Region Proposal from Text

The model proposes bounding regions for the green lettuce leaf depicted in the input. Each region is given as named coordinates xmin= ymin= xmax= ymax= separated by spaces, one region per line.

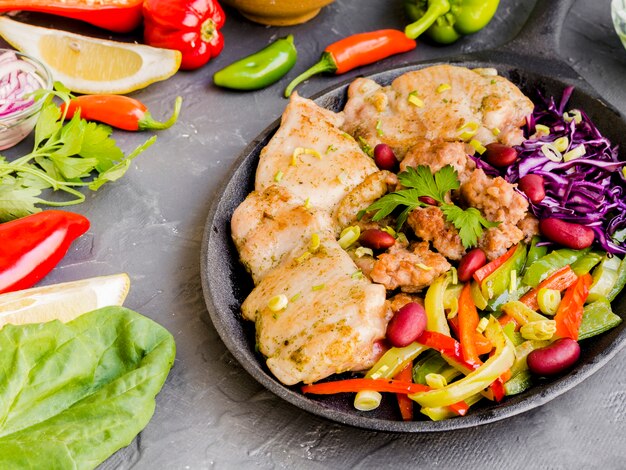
xmin=0 ymin=306 xmax=176 ymax=469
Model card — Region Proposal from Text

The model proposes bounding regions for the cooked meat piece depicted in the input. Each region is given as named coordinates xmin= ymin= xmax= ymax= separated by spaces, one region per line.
xmin=408 ymin=206 xmax=466 ymax=260
xmin=342 ymin=65 xmax=533 ymax=158
xmin=388 ymin=292 xmax=424 ymax=312
xmin=479 ymin=223 xmax=525 ymax=260
xmin=370 ymin=242 xmax=451 ymax=292
xmin=231 ymin=185 xmax=335 ymax=283
xmin=334 ymin=170 xmax=398 ymax=229
xmin=517 ymin=213 xmax=540 ymax=242
xmin=460 ymin=168 xmax=529 ymax=225
xmin=256 ymin=92 xmax=378 ymax=212
xmin=241 ymin=237 xmax=389 ymax=385
xmin=400 ymin=139 xmax=475 ymax=183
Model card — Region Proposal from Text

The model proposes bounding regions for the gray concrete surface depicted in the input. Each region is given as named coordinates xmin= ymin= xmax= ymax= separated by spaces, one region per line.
xmin=2 ymin=0 xmax=626 ymax=468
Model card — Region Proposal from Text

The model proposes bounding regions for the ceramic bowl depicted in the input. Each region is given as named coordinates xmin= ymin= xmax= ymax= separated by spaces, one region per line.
xmin=221 ymin=0 xmax=335 ymax=26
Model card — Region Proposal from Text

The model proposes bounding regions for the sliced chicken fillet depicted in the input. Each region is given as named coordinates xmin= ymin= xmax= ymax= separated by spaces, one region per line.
xmin=256 ymin=93 xmax=378 ymax=212
xmin=241 ymin=237 xmax=388 ymax=385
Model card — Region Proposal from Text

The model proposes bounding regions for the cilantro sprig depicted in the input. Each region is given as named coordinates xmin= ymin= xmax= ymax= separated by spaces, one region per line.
xmin=0 ymin=83 xmax=155 ymax=221
xmin=364 ymin=165 xmax=499 ymax=249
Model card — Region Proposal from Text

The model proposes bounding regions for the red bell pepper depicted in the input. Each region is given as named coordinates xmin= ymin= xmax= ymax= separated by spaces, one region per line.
xmin=519 ymin=265 xmax=578 ymax=311
xmin=394 ymin=362 xmax=414 ymax=421
xmin=458 ymin=283 xmax=482 ymax=364
xmin=0 ymin=0 xmax=142 ymax=33
xmin=554 ymin=273 xmax=593 ymax=340
xmin=301 ymin=378 xmax=430 ymax=395
xmin=473 ymin=244 xmax=518 ymax=285
xmin=143 ymin=0 xmax=226 ymax=70
xmin=0 ymin=210 xmax=90 ymax=294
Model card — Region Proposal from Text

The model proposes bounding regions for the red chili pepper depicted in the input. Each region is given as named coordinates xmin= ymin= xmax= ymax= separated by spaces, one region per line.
xmin=472 ymin=244 xmax=518 ymax=285
xmin=0 ymin=211 xmax=90 ymax=294
xmin=143 ymin=0 xmax=225 ymax=70
xmin=519 ymin=265 xmax=578 ymax=311
xmin=284 ymin=30 xmax=417 ymax=97
xmin=393 ymin=362 xmax=415 ymax=421
xmin=0 ymin=0 xmax=142 ymax=33
xmin=61 ymin=95 xmax=182 ymax=132
xmin=554 ymin=273 xmax=593 ymax=340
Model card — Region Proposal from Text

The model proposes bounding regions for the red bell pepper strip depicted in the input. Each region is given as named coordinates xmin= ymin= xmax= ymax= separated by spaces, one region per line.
xmin=143 ymin=0 xmax=225 ymax=70
xmin=473 ymin=244 xmax=518 ymax=285
xmin=0 ymin=0 xmax=142 ymax=33
xmin=554 ymin=273 xmax=593 ymax=340
xmin=0 ymin=210 xmax=90 ymax=294
xmin=284 ymin=30 xmax=417 ymax=97
xmin=449 ymin=316 xmax=493 ymax=355
xmin=520 ymin=265 xmax=578 ymax=311
xmin=394 ymin=363 xmax=414 ymax=421
xmin=301 ymin=378 xmax=430 ymax=395
xmin=458 ymin=283 xmax=482 ymax=364
xmin=61 ymin=95 xmax=182 ymax=132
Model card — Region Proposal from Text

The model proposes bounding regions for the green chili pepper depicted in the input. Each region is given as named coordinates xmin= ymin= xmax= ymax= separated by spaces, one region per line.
xmin=578 ymin=298 xmax=622 ymax=340
xmin=481 ymin=243 xmax=526 ymax=300
xmin=404 ymin=0 xmax=500 ymax=44
xmin=588 ymin=255 xmax=623 ymax=302
xmin=522 ymin=247 xmax=591 ymax=288
xmin=213 ymin=35 xmax=297 ymax=91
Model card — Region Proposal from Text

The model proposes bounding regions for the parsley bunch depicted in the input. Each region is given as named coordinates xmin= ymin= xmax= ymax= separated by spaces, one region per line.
xmin=364 ymin=165 xmax=499 ymax=248
xmin=0 ymin=83 xmax=155 ymax=221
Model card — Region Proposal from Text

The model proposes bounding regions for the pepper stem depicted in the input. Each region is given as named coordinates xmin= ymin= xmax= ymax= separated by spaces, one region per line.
xmin=284 ymin=52 xmax=337 ymax=98
xmin=138 ymin=96 xmax=183 ymax=131
xmin=405 ymin=0 xmax=451 ymax=40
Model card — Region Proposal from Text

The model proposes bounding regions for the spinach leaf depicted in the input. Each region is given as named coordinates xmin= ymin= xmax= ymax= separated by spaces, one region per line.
xmin=0 ymin=306 xmax=176 ymax=469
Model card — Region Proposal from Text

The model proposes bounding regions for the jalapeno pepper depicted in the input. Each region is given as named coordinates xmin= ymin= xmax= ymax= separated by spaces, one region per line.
xmin=405 ymin=0 xmax=500 ymax=44
xmin=284 ymin=29 xmax=417 ymax=97
xmin=214 ymin=35 xmax=297 ymax=91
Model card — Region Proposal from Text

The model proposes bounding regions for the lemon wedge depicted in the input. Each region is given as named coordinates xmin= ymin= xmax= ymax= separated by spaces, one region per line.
xmin=0 ymin=17 xmax=181 ymax=94
xmin=0 ymin=273 xmax=130 ymax=329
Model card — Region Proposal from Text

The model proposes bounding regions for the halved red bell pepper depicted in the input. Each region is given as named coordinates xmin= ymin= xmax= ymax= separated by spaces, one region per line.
xmin=0 ymin=210 xmax=90 ymax=294
xmin=554 ymin=273 xmax=593 ymax=340
xmin=0 ymin=0 xmax=143 ymax=33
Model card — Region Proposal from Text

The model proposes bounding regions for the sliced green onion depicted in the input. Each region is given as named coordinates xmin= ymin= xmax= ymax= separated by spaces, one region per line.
xmin=304 ymin=197 xmax=311 ymax=209
xmin=450 ymin=267 xmax=458 ymax=285
xmin=381 ymin=226 xmax=396 ymax=237
xmin=338 ymin=225 xmax=361 ymax=249
xmin=476 ymin=317 xmax=489 ymax=334
xmin=554 ymin=136 xmax=569 ymax=153
xmin=425 ymin=373 xmax=447 ymax=389
xmin=290 ymin=293 xmax=301 ymax=303
xmin=292 ymin=147 xmax=321 ymax=165
xmin=564 ymin=109 xmax=582 ymax=124
xmin=537 ymin=288 xmax=561 ymax=316
xmin=416 ymin=263 xmax=433 ymax=271
xmin=309 ymin=233 xmax=320 ymax=252
xmin=408 ymin=91 xmax=424 ymax=107
xmin=355 ymin=246 xmax=374 ymax=258
xmin=268 ymin=294 xmax=288 ymax=312
xmin=326 ymin=144 xmax=337 ymax=153
xmin=457 ymin=122 xmax=480 ymax=141
xmin=437 ymin=83 xmax=451 ymax=93
xmin=563 ymin=144 xmax=586 ymax=162
xmin=354 ymin=390 xmax=383 ymax=411
xmin=534 ymin=124 xmax=550 ymax=136
xmin=491 ymin=127 xmax=501 ymax=136
xmin=295 ymin=251 xmax=312 ymax=263
xmin=376 ymin=119 xmax=384 ymax=136
xmin=520 ymin=320 xmax=556 ymax=341
xmin=274 ymin=170 xmax=283 ymax=182
xmin=509 ymin=270 xmax=518 ymax=293
xmin=351 ymin=270 xmax=364 ymax=280
xmin=469 ymin=139 xmax=487 ymax=155
xmin=397 ymin=232 xmax=409 ymax=245
xmin=312 ymin=284 xmax=325 ymax=291
xmin=540 ymin=143 xmax=563 ymax=162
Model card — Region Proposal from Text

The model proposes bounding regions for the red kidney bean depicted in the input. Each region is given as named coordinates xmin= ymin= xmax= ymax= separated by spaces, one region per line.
xmin=484 ymin=143 xmax=518 ymax=167
xmin=386 ymin=302 xmax=427 ymax=348
xmin=373 ymin=143 xmax=399 ymax=171
xmin=539 ymin=218 xmax=595 ymax=249
xmin=518 ymin=174 xmax=546 ymax=204
xmin=359 ymin=228 xmax=396 ymax=250
xmin=527 ymin=338 xmax=581 ymax=376
xmin=457 ymin=248 xmax=487 ymax=282
xmin=418 ymin=196 xmax=438 ymax=206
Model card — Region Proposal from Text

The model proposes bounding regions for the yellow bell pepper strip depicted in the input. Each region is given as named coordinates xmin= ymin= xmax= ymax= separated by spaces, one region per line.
xmin=578 ymin=298 xmax=623 ymax=340
xmin=554 ymin=273 xmax=593 ymax=340
xmin=408 ymin=317 xmax=515 ymax=408
xmin=510 ymin=339 xmax=551 ymax=377
xmin=421 ymin=393 xmax=482 ymax=420
xmin=458 ymin=283 xmax=481 ymax=363
xmin=519 ymin=265 xmax=578 ymax=311
xmin=501 ymin=301 xmax=550 ymax=326
xmin=588 ymin=254 xmax=622 ymax=302
xmin=424 ymin=272 xmax=453 ymax=335
xmin=479 ymin=243 xmax=526 ymax=300
xmin=521 ymin=247 xmax=590 ymax=288
xmin=394 ymin=362 xmax=415 ymax=421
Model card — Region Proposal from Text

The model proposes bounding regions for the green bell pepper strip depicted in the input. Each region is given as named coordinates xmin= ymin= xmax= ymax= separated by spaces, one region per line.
xmin=405 ymin=0 xmax=500 ymax=44
xmin=525 ymin=236 xmax=548 ymax=272
xmin=578 ymin=298 xmax=622 ymax=340
xmin=504 ymin=369 xmax=532 ymax=396
xmin=408 ymin=317 xmax=515 ymax=408
xmin=607 ymin=256 xmax=626 ymax=301
xmin=570 ymin=251 xmax=603 ymax=276
xmin=481 ymin=243 xmax=526 ymax=300
xmin=412 ymin=350 xmax=461 ymax=385
xmin=213 ymin=35 xmax=297 ymax=91
xmin=424 ymin=272 xmax=454 ymax=335
xmin=588 ymin=255 xmax=622 ymax=302
xmin=522 ymin=247 xmax=591 ymax=288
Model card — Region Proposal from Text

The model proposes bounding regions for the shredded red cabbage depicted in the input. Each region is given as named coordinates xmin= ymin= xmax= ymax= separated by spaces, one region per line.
xmin=505 ymin=86 xmax=626 ymax=255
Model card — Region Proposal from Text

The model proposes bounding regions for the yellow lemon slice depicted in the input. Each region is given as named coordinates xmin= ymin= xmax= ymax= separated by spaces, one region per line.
xmin=0 ymin=273 xmax=130 ymax=329
xmin=0 ymin=17 xmax=181 ymax=94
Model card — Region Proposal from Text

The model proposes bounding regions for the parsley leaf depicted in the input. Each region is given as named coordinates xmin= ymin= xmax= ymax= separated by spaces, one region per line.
xmin=440 ymin=204 xmax=499 ymax=248
xmin=363 ymin=164 xmax=499 ymax=249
